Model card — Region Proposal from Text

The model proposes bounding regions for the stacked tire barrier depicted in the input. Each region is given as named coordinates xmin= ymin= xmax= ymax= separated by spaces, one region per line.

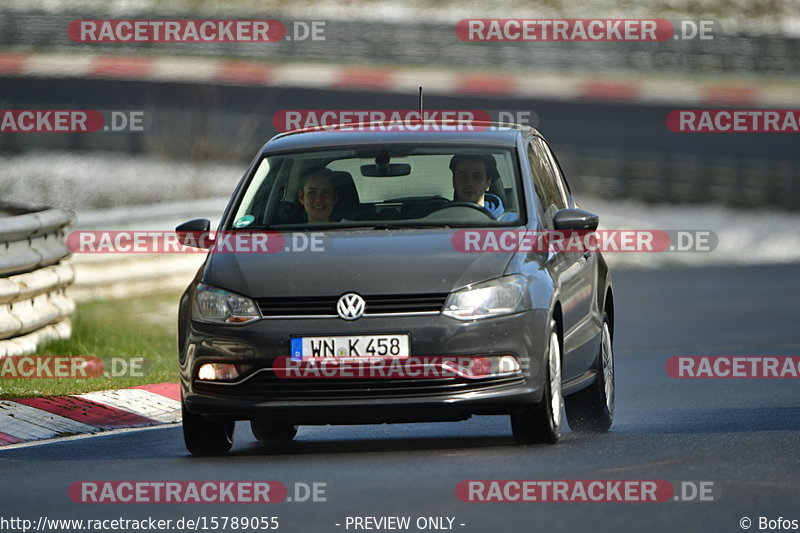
xmin=0 ymin=203 xmax=75 ymax=356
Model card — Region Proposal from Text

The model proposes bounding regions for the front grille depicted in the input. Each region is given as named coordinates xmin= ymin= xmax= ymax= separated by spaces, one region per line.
xmin=255 ymin=293 xmax=448 ymax=317
xmin=194 ymin=371 xmax=524 ymax=400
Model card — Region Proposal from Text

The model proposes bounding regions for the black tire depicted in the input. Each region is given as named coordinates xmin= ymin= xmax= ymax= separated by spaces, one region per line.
xmin=511 ymin=320 xmax=563 ymax=444
xmin=250 ymin=421 xmax=298 ymax=444
xmin=182 ymin=401 xmax=234 ymax=455
xmin=565 ymin=312 xmax=614 ymax=432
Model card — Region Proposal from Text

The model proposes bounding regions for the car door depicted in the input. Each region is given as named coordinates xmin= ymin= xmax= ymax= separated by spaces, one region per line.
xmin=529 ymin=137 xmax=596 ymax=380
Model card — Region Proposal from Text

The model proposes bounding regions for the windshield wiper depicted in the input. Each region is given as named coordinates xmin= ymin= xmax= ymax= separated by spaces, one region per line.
xmin=235 ymin=222 xmax=455 ymax=231
xmin=369 ymin=223 xmax=452 ymax=229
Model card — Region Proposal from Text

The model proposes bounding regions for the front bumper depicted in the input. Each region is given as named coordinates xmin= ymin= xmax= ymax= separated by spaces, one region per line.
xmin=180 ymin=309 xmax=549 ymax=424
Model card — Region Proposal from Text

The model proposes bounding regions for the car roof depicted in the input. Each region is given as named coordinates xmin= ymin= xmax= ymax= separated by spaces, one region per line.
xmin=261 ymin=121 xmax=538 ymax=154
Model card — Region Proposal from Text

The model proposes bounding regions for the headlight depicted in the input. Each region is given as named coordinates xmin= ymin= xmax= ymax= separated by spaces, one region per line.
xmin=443 ymin=275 xmax=526 ymax=320
xmin=192 ymin=283 xmax=260 ymax=324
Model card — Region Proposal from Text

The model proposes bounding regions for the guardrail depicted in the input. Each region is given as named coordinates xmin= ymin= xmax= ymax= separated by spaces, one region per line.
xmin=0 ymin=203 xmax=75 ymax=356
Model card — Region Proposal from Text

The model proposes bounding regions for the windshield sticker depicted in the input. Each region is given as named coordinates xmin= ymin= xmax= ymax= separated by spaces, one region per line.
xmin=233 ymin=215 xmax=255 ymax=228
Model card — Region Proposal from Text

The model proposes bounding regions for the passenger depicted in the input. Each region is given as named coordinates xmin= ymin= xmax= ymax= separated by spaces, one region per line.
xmin=297 ymin=170 xmax=338 ymax=223
xmin=450 ymin=154 xmax=510 ymax=219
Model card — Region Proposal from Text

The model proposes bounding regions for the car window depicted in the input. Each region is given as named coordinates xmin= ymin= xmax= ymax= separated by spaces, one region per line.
xmin=327 ymin=155 xmax=452 ymax=202
xmin=528 ymin=139 xmax=566 ymax=226
xmin=230 ymin=145 xmax=524 ymax=229
xmin=536 ymin=138 xmax=571 ymax=204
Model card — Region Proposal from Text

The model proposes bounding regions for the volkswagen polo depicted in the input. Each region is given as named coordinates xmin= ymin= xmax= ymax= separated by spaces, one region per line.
xmin=176 ymin=121 xmax=615 ymax=455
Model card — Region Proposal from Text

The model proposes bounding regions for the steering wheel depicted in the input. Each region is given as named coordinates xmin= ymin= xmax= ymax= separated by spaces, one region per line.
xmin=426 ymin=201 xmax=497 ymax=220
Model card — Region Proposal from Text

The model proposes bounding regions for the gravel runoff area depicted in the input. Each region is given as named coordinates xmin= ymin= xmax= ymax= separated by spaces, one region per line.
xmin=0 ymin=152 xmax=243 ymax=211
xmin=2 ymin=150 xmax=798 ymax=300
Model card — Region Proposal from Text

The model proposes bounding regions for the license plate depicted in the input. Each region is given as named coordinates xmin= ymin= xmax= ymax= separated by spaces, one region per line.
xmin=290 ymin=335 xmax=410 ymax=360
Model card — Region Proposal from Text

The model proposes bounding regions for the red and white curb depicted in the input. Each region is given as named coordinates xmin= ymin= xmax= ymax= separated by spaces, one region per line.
xmin=0 ymin=382 xmax=180 ymax=446
xmin=0 ymin=51 xmax=797 ymax=107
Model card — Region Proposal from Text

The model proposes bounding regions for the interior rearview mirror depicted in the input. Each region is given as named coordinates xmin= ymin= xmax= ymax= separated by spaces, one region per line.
xmin=360 ymin=163 xmax=412 ymax=177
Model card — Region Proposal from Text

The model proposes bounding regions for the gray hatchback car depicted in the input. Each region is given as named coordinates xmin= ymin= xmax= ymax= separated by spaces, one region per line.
xmin=176 ymin=122 xmax=615 ymax=455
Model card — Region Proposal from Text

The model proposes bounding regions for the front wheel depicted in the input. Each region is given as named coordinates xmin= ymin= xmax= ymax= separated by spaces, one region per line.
xmin=565 ymin=313 xmax=614 ymax=432
xmin=182 ymin=401 xmax=234 ymax=455
xmin=250 ymin=421 xmax=298 ymax=445
xmin=511 ymin=321 xmax=563 ymax=444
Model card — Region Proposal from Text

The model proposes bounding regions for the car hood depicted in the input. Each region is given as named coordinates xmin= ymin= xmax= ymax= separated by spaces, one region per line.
xmin=202 ymin=228 xmax=517 ymax=297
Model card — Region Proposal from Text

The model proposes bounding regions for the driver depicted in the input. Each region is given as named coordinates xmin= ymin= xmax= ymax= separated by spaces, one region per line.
xmin=450 ymin=154 xmax=509 ymax=219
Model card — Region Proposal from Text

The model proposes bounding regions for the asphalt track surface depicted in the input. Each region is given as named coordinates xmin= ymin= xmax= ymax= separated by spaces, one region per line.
xmin=1 ymin=264 xmax=798 ymax=533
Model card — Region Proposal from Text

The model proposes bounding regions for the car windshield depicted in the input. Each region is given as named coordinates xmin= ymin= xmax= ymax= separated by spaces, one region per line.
xmin=229 ymin=145 xmax=524 ymax=229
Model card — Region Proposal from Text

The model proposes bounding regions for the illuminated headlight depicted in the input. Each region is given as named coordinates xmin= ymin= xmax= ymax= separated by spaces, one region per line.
xmin=192 ymin=283 xmax=260 ymax=324
xmin=197 ymin=363 xmax=240 ymax=381
xmin=443 ymin=275 xmax=526 ymax=320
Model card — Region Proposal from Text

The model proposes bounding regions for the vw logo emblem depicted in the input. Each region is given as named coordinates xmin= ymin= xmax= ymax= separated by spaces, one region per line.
xmin=337 ymin=293 xmax=365 ymax=320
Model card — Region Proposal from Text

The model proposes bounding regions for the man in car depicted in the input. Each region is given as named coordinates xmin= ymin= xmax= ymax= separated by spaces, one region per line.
xmin=450 ymin=154 xmax=510 ymax=219
xmin=297 ymin=170 xmax=338 ymax=223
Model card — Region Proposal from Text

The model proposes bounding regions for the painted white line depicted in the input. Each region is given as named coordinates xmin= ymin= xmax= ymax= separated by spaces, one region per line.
xmin=392 ymin=69 xmax=459 ymax=95
xmin=25 ymin=53 xmax=95 ymax=78
xmin=4 ymin=52 xmax=800 ymax=108
xmin=0 ymin=422 xmax=178 ymax=451
xmin=270 ymin=63 xmax=339 ymax=88
xmin=0 ymin=401 xmax=98 ymax=440
xmin=760 ymin=86 xmax=800 ymax=107
xmin=514 ymin=74 xmax=582 ymax=101
xmin=77 ymin=388 xmax=181 ymax=423
xmin=150 ymin=57 xmax=219 ymax=82
xmin=638 ymin=81 xmax=703 ymax=105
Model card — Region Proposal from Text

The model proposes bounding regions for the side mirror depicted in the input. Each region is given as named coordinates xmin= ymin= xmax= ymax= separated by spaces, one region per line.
xmin=175 ymin=218 xmax=212 ymax=249
xmin=552 ymin=208 xmax=599 ymax=231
